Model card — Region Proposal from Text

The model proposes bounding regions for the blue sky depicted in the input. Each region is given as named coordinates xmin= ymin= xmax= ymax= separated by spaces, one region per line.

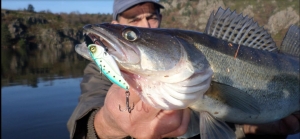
xmin=1 ymin=0 xmax=114 ymax=14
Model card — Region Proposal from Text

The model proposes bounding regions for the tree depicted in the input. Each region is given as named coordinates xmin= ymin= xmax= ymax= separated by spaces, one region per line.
xmin=27 ymin=4 xmax=35 ymax=12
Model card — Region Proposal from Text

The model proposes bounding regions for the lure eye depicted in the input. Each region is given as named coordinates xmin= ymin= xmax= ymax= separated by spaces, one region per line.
xmin=89 ymin=45 xmax=97 ymax=53
xmin=122 ymin=27 xmax=139 ymax=41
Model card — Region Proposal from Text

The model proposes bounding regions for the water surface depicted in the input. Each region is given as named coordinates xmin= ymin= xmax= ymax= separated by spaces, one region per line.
xmin=2 ymin=77 xmax=81 ymax=139
xmin=1 ymin=48 xmax=299 ymax=139
xmin=2 ymin=77 xmax=299 ymax=139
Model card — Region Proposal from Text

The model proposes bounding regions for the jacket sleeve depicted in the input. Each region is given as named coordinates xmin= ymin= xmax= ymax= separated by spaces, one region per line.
xmin=67 ymin=62 xmax=112 ymax=139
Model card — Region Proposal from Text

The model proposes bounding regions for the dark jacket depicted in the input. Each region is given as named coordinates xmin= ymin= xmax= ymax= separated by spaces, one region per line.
xmin=67 ymin=62 xmax=111 ymax=139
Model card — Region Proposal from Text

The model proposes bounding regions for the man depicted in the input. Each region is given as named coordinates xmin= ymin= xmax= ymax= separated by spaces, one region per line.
xmin=67 ymin=0 xmax=300 ymax=138
xmin=68 ymin=1 xmax=190 ymax=138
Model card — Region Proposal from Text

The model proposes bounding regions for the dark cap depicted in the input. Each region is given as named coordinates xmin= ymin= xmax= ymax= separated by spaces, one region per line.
xmin=113 ymin=0 xmax=164 ymax=20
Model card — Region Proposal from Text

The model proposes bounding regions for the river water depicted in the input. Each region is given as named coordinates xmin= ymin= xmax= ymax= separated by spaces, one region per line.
xmin=2 ymin=76 xmax=300 ymax=139
xmin=2 ymin=77 xmax=81 ymax=139
xmin=1 ymin=46 xmax=87 ymax=139
xmin=1 ymin=49 xmax=299 ymax=139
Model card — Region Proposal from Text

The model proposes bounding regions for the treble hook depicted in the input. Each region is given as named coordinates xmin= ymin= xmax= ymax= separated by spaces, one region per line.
xmin=119 ymin=91 xmax=134 ymax=113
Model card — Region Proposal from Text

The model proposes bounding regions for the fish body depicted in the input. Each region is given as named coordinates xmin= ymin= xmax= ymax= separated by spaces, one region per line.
xmin=75 ymin=7 xmax=299 ymax=139
xmin=176 ymin=29 xmax=299 ymax=123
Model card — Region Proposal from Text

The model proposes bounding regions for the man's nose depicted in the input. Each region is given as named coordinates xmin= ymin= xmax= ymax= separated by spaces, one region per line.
xmin=138 ymin=18 xmax=150 ymax=28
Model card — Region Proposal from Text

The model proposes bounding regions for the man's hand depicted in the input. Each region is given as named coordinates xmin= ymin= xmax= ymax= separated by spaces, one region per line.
xmin=243 ymin=111 xmax=300 ymax=135
xmin=94 ymin=84 xmax=191 ymax=138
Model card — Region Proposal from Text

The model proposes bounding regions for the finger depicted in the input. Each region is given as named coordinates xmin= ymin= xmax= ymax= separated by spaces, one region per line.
xmin=129 ymin=100 xmax=161 ymax=120
xmin=243 ymin=124 xmax=259 ymax=134
xmin=127 ymin=84 xmax=164 ymax=118
xmin=127 ymin=85 xmax=144 ymax=105
xmin=281 ymin=114 xmax=300 ymax=134
xmin=243 ymin=113 xmax=300 ymax=135
xmin=292 ymin=111 xmax=300 ymax=119
xmin=105 ymin=85 xmax=126 ymax=108
xmin=162 ymin=108 xmax=191 ymax=138
xmin=105 ymin=84 xmax=139 ymax=112
xmin=292 ymin=111 xmax=300 ymax=133
xmin=107 ymin=84 xmax=161 ymax=121
xmin=151 ymin=110 xmax=184 ymax=136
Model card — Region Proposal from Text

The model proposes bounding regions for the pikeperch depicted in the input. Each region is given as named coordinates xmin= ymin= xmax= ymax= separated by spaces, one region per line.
xmin=75 ymin=7 xmax=299 ymax=139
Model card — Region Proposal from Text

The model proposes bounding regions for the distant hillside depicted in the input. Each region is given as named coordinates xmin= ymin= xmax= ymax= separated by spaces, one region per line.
xmin=159 ymin=0 xmax=299 ymax=46
xmin=1 ymin=9 xmax=112 ymax=50
xmin=1 ymin=9 xmax=113 ymax=86
xmin=1 ymin=0 xmax=299 ymax=52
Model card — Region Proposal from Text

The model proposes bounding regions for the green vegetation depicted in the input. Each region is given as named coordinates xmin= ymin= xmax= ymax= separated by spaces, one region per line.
xmin=1 ymin=24 xmax=12 ymax=47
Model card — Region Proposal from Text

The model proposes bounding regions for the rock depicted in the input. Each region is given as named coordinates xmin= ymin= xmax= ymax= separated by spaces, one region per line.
xmin=27 ymin=16 xmax=47 ymax=24
xmin=40 ymin=28 xmax=63 ymax=49
xmin=1 ymin=10 xmax=9 ymax=17
xmin=265 ymin=7 xmax=299 ymax=34
xmin=8 ymin=19 xmax=26 ymax=39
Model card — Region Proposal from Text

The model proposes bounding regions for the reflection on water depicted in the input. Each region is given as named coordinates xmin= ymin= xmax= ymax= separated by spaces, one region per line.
xmin=2 ymin=77 xmax=82 ymax=139
xmin=1 ymin=47 xmax=88 ymax=88
xmin=1 ymin=46 xmax=87 ymax=139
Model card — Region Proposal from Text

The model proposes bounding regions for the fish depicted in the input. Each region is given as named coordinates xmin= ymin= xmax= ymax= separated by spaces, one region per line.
xmin=75 ymin=7 xmax=300 ymax=139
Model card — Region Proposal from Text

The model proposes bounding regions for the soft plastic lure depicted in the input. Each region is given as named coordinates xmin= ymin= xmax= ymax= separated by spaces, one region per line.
xmin=88 ymin=44 xmax=129 ymax=90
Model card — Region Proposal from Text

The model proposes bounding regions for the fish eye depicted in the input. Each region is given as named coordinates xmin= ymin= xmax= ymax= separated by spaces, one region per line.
xmin=89 ymin=45 xmax=97 ymax=53
xmin=123 ymin=30 xmax=137 ymax=41
xmin=122 ymin=27 xmax=139 ymax=41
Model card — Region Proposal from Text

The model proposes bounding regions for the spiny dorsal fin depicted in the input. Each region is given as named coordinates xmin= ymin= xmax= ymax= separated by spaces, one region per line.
xmin=205 ymin=7 xmax=277 ymax=52
xmin=279 ymin=25 xmax=300 ymax=57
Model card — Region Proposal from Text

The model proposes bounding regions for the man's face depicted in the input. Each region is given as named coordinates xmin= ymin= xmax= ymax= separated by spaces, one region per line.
xmin=112 ymin=3 xmax=162 ymax=28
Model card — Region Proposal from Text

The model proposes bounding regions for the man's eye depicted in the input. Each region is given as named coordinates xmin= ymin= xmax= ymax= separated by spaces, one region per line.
xmin=148 ymin=18 xmax=159 ymax=22
xmin=148 ymin=16 xmax=158 ymax=21
xmin=130 ymin=19 xmax=140 ymax=23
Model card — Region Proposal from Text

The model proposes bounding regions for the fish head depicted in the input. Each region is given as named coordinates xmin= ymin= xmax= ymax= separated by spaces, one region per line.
xmin=81 ymin=23 xmax=189 ymax=73
xmin=75 ymin=23 xmax=213 ymax=110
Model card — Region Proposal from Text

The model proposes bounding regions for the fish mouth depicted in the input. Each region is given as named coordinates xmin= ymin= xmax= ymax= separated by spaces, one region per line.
xmin=83 ymin=29 xmax=122 ymax=61
xmin=82 ymin=24 xmax=140 ymax=63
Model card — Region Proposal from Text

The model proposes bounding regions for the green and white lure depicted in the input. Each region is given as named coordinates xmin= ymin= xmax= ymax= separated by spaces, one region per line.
xmin=87 ymin=44 xmax=129 ymax=90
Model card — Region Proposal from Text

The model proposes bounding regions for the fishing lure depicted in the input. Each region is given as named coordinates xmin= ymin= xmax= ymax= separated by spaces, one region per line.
xmin=88 ymin=44 xmax=134 ymax=113
xmin=88 ymin=44 xmax=129 ymax=90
